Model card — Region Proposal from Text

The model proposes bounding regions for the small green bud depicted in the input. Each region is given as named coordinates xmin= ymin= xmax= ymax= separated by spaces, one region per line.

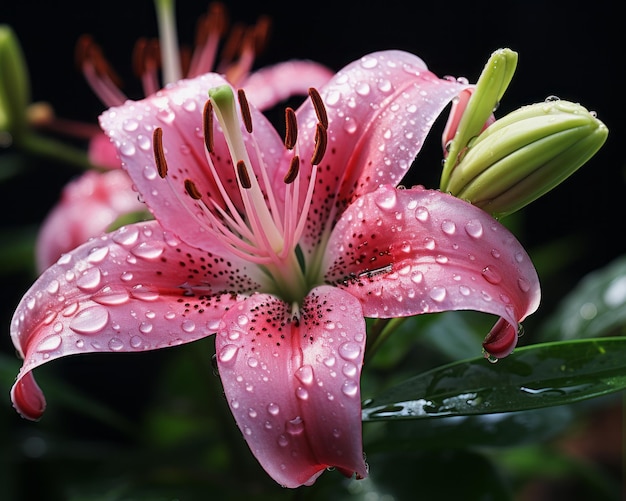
xmin=445 ymin=98 xmax=608 ymax=218
xmin=440 ymin=48 xmax=518 ymax=190
xmin=0 ymin=25 xmax=31 ymax=141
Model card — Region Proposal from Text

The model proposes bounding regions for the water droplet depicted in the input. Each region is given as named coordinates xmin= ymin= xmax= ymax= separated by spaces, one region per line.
xmin=131 ymin=242 xmax=165 ymax=260
xmin=157 ymin=108 xmax=175 ymax=123
xmin=267 ymin=402 xmax=280 ymax=416
xmin=181 ymin=320 xmax=196 ymax=333
xmin=286 ymin=416 xmax=304 ymax=435
xmin=248 ymin=408 xmax=258 ymax=419
xmin=108 ymin=338 xmax=124 ymax=351
xmin=130 ymin=336 xmax=143 ymax=348
xmin=482 ymin=265 xmax=502 ymax=284
xmin=237 ymin=314 xmax=249 ymax=326
xmin=342 ymin=380 xmax=359 ymax=397
xmin=139 ymin=321 xmax=153 ymax=334
xmin=356 ymin=82 xmax=370 ymax=96
xmin=122 ymin=118 xmax=139 ymax=132
xmin=411 ymin=271 xmax=423 ymax=284
xmin=342 ymin=362 xmax=357 ymax=378
xmin=120 ymin=142 xmax=136 ymax=156
xmin=343 ymin=116 xmax=357 ymax=134
xmin=377 ymin=79 xmax=392 ymax=93
xmin=429 ymin=287 xmax=447 ymax=302
xmin=423 ymin=237 xmax=435 ymax=250
xmin=143 ymin=165 xmax=157 ymax=180
xmin=247 ymin=357 xmax=258 ymax=368
xmin=277 ymin=434 xmax=289 ymax=447
xmin=113 ymin=226 xmax=140 ymax=246
xmin=46 ymin=280 xmax=60 ymax=295
xmin=76 ymin=268 xmax=102 ymax=291
xmin=137 ymin=134 xmax=151 ymax=151
xmin=296 ymin=387 xmax=309 ymax=400
xmin=441 ymin=220 xmax=456 ymax=235
xmin=295 ymin=365 xmax=314 ymax=385
xmin=459 ymin=285 xmax=471 ymax=296
xmin=375 ymin=190 xmax=397 ymax=210
xmin=360 ymin=55 xmax=378 ymax=68
xmin=218 ymin=344 xmax=238 ymax=364
xmin=338 ymin=342 xmax=361 ymax=361
xmin=518 ymin=277 xmax=531 ymax=292
xmin=465 ymin=219 xmax=483 ymax=238
xmin=130 ymin=285 xmax=160 ymax=301
xmin=37 ymin=335 xmax=62 ymax=353
xmin=69 ymin=305 xmax=110 ymax=334
xmin=87 ymin=247 xmax=109 ymax=264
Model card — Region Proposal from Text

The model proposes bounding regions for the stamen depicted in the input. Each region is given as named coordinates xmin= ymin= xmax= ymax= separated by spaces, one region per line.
xmin=284 ymin=107 xmax=297 ymax=150
xmin=311 ymin=123 xmax=328 ymax=165
xmin=284 ymin=156 xmax=300 ymax=184
xmin=237 ymin=160 xmax=252 ymax=189
xmin=252 ymin=16 xmax=271 ymax=54
xmin=237 ymin=89 xmax=253 ymax=133
xmin=308 ymin=87 xmax=328 ymax=129
xmin=153 ymin=128 xmax=168 ymax=178
xmin=203 ymin=100 xmax=215 ymax=153
xmin=184 ymin=179 xmax=203 ymax=199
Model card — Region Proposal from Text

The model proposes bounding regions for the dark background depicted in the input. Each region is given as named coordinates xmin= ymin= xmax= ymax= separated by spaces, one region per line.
xmin=0 ymin=0 xmax=623 ymax=499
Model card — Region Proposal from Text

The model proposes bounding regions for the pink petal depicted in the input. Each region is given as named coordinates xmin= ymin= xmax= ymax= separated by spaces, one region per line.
xmin=324 ymin=185 xmax=540 ymax=355
xmin=242 ymin=60 xmax=334 ymax=110
xmin=35 ymin=170 xmax=145 ymax=272
xmin=215 ymin=286 xmax=368 ymax=488
xmin=99 ymin=73 xmax=287 ymax=253
xmin=289 ymin=50 xmax=470 ymax=257
xmin=12 ymin=220 xmax=262 ymax=420
xmin=88 ymin=131 xmax=122 ymax=169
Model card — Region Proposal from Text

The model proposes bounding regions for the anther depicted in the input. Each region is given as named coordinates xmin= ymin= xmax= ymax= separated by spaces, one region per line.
xmin=184 ymin=179 xmax=203 ymax=200
xmin=284 ymin=107 xmax=298 ymax=150
xmin=153 ymin=127 xmax=168 ymax=178
xmin=237 ymin=160 xmax=252 ymax=189
xmin=237 ymin=89 xmax=253 ymax=133
xmin=311 ymin=123 xmax=328 ymax=165
xmin=284 ymin=156 xmax=300 ymax=184
xmin=308 ymin=88 xmax=328 ymax=130
xmin=203 ymin=100 xmax=215 ymax=153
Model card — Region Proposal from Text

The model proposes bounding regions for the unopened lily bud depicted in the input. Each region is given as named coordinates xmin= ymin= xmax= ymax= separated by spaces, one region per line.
xmin=445 ymin=98 xmax=608 ymax=218
xmin=0 ymin=25 xmax=31 ymax=140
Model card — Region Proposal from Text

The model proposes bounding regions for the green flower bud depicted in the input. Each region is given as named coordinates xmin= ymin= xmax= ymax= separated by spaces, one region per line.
xmin=445 ymin=98 xmax=608 ymax=218
xmin=0 ymin=25 xmax=31 ymax=141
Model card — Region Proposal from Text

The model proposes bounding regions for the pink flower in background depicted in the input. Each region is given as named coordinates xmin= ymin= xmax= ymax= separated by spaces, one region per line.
xmin=35 ymin=170 xmax=147 ymax=271
xmin=11 ymin=50 xmax=540 ymax=487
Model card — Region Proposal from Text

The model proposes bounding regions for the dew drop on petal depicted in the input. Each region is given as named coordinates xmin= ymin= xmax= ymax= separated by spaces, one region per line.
xmin=338 ymin=341 xmax=361 ymax=361
xmin=441 ymin=220 xmax=456 ymax=235
xmin=518 ymin=277 xmax=531 ymax=292
xmin=218 ymin=344 xmax=239 ymax=364
xmin=465 ymin=219 xmax=484 ymax=238
xmin=37 ymin=335 xmax=62 ymax=353
xmin=76 ymin=268 xmax=102 ymax=291
xmin=87 ymin=247 xmax=109 ymax=264
xmin=342 ymin=380 xmax=359 ymax=397
xmin=286 ymin=416 xmax=304 ymax=435
xmin=375 ymin=190 xmax=397 ymax=210
xmin=482 ymin=265 xmax=502 ymax=284
xmin=69 ymin=305 xmax=110 ymax=334
xmin=277 ymin=434 xmax=289 ymax=447
xmin=108 ymin=338 xmax=124 ymax=351
xmin=295 ymin=365 xmax=314 ymax=385
xmin=429 ymin=287 xmax=447 ymax=302
xmin=415 ymin=206 xmax=430 ymax=222
xmin=296 ymin=387 xmax=309 ymax=400
xmin=267 ymin=402 xmax=280 ymax=416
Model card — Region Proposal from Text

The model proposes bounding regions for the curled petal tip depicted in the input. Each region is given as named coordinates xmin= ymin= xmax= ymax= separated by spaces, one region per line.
xmin=482 ymin=317 xmax=518 ymax=360
xmin=11 ymin=372 xmax=46 ymax=421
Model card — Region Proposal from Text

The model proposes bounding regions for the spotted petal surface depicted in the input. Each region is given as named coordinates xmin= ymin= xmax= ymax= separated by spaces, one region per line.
xmin=215 ymin=286 xmax=367 ymax=487
xmin=11 ymin=220 xmax=264 ymax=420
xmin=287 ymin=50 xmax=470 ymax=258
xmin=324 ymin=185 xmax=540 ymax=356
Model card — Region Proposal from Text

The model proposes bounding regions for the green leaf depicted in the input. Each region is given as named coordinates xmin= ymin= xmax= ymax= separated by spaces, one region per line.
xmin=362 ymin=337 xmax=626 ymax=421
xmin=540 ymin=255 xmax=626 ymax=341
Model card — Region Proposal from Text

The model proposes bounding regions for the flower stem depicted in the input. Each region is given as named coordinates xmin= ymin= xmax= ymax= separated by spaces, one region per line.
xmin=16 ymin=132 xmax=106 ymax=171
xmin=365 ymin=317 xmax=408 ymax=363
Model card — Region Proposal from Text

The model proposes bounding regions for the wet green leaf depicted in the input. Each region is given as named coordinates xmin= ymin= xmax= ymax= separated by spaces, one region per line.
xmin=362 ymin=337 xmax=626 ymax=420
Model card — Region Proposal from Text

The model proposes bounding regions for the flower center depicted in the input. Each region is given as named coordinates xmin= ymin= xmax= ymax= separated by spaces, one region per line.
xmin=152 ymin=85 xmax=328 ymax=305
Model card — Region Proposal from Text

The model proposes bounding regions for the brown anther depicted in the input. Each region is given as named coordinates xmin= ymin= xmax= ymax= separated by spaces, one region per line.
xmin=196 ymin=2 xmax=228 ymax=47
xmin=311 ymin=123 xmax=327 ymax=166
xmin=153 ymin=128 xmax=168 ymax=178
xmin=203 ymin=100 xmax=215 ymax=153
xmin=133 ymin=38 xmax=162 ymax=78
xmin=75 ymin=34 xmax=122 ymax=86
xmin=308 ymin=88 xmax=328 ymax=130
xmin=184 ymin=179 xmax=203 ymax=200
xmin=220 ymin=23 xmax=245 ymax=65
xmin=284 ymin=156 xmax=300 ymax=184
xmin=252 ymin=16 xmax=272 ymax=54
xmin=237 ymin=160 xmax=252 ymax=189
xmin=284 ymin=107 xmax=298 ymax=150
xmin=237 ymin=89 xmax=253 ymax=133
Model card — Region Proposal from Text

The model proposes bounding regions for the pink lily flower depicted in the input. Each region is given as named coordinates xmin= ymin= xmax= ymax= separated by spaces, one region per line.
xmin=11 ymin=50 xmax=540 ymax=487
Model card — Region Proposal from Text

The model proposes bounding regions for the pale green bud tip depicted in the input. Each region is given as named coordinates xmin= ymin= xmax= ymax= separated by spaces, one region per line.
xmin=0 ymin=25 xmax=31 ymax=138
xmin=446 ymin=98 xmax=608 ymax=218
